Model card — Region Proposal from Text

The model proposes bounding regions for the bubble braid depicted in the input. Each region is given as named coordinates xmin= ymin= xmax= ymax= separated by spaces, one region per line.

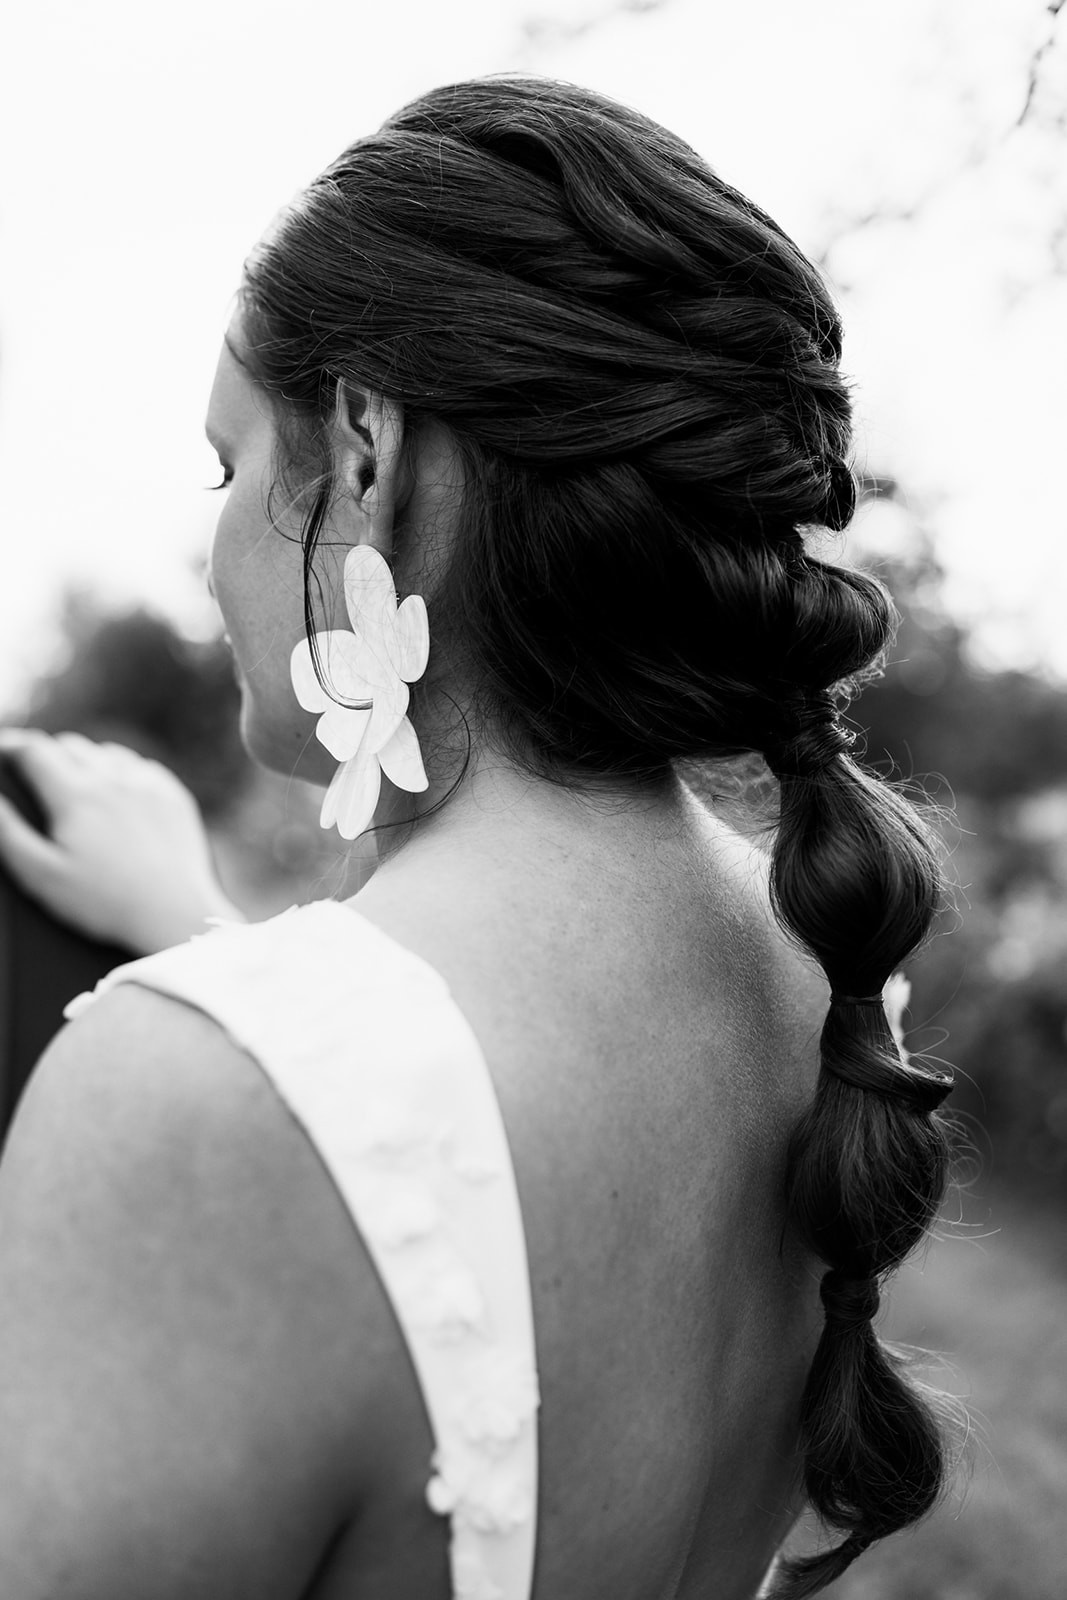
xmin=764 ymin=729 xmax=953 ymax=1597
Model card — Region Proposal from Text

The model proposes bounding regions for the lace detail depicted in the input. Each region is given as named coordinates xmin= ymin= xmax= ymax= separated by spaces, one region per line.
xmin=65 ymin=900 xmax=540 ymax=1600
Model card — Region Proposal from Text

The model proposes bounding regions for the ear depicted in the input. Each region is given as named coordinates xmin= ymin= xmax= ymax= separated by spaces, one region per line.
xmin=330 ymin=381 xmax=412 ymax=548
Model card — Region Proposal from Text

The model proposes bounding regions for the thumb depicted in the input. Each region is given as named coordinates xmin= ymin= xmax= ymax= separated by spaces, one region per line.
xmin=0 ymin=792 xmax=62 ymax=900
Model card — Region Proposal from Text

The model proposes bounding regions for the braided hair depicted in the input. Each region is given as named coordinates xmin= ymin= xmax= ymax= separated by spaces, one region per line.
xmin=238 ymin=76 xmax=955 ymax=1595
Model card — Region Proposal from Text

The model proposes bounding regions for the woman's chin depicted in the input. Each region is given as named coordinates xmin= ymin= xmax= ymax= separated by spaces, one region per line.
xmin=239 ymin=706 xmax=335 ymax=788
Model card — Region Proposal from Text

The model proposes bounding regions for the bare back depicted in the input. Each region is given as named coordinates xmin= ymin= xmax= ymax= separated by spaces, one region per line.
xmin=314 ymin=778 xmax=828 ymax=1600
xmin=0 ymin=775 xmax=828 ymax=1600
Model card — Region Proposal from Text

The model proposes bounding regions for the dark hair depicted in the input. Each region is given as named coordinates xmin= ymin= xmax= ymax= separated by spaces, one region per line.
xmin=237 ymin=75 xmax=955 ymax=1594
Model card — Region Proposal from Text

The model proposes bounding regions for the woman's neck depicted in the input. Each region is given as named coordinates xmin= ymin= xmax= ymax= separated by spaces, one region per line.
xmin=362 ymin=736 xmax=690 ymax=892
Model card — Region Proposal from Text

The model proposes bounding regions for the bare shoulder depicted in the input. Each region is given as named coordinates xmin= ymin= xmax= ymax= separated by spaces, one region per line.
xmin=8 ymin=981 xmax=292 ymax=1194
xmin=0 ymin=984 xmax=386 ymax=1598
xmin=3 ymin=983 xmax=338 ymax=1293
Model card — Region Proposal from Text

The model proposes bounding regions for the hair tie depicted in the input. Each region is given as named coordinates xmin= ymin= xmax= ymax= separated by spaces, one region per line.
xmin=820 ymin=1270 xmax=880 ymax=1333
xmin=822 ymin=1002 xmax=955 ymax=1110
xmin=767 ymin=695 xmax=857 ymax=779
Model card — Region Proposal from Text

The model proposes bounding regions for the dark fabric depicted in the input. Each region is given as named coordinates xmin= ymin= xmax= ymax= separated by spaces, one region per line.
xmin=0 ymin=753 xmax=132 ymax=1138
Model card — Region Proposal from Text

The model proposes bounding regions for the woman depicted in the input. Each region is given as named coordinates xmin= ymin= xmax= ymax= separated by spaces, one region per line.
xmin=0 ymin=77 xmax=956 ymax=1600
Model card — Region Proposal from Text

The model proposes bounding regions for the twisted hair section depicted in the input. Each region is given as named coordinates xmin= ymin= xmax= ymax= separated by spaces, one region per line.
xmin=242 ymin=79 xmax=852 ymax=540
xmin=236 ymin=76 xmax=956 ymax=1595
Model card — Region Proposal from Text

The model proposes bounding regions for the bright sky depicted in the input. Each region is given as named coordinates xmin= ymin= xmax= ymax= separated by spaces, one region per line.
xmin=1 ymin=0 xmax=1064 ymax=711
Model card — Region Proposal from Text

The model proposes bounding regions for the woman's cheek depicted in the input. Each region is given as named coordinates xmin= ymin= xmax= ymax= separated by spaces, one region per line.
xmin=209 ymin=484 xmax=337 ymax=782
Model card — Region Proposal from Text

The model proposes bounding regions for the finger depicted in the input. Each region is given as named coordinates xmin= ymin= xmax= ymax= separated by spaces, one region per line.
xmin=0 ymin=791 xmax=62 ymax=895
xmin=56 ymin=732 xmax=140 ymax=773
xmin=99 ymin=741 xmax=163 ymax=778
xmin=0 ymin=732 xmax=89 ymax=820
xmin=53 ymin=731 xmax=102 ymax=761
xmin=54 ymin=733 xmax=133 ymax=773
xmin=0 ymin=726 xmax=47 ymax=753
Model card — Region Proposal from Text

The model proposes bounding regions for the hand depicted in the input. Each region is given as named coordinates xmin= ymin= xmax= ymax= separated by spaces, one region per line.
xmin=0 ymin=730 xmax=245 ymax=956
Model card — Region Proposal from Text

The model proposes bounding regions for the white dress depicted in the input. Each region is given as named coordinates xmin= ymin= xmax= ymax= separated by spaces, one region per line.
xmin=66 ymin=900 xmax=540 ymax=1600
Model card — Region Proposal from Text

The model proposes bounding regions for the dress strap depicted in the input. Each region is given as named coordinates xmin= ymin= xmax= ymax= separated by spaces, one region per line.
xmin=66 ymin=900 xmax=540 ymax=1600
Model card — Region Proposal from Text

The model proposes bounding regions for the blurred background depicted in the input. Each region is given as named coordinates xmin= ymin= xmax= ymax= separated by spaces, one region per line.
xmin=1 ymin=1 xmax=1065 ymax=1594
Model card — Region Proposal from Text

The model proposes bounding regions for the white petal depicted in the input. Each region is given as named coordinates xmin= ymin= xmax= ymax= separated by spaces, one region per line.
xmin=366 ymin=679 xmax=409 ymax=752
xmin=884 ymin=972 xmax=912 ymax=1059
xmin=316 ymin=703 xmax=373 ymax=762
xmin=344 ymin=547 xmax=412 ymax=694
xmin=337 ymin=756 xmax=382 ymax=840
xmin=352 ymin=630 xmax=401 ymax=700
xmin=344 ymin=544 xmax=398 ymax=632
xmin=319 ymin=762 xmax=345 ymax=832
xmin=344 ymin=543 xmax=398 ymax=605
xmin=290 ymin=638 xmax=333 ymax=713
xmin=319 ymin=747 xmax=382 ymax=839
xmin=317 ymin=630 xmax=379 ymax=698
xmin=394 ymin=595 xmax=430 ymax=682
xmin=378 ymin=715 xmax=429 ymax=792
xmin=292 ymin=631 xmax=376 ymax=709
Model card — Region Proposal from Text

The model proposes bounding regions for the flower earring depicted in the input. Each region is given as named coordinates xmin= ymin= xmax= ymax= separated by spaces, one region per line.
xmin=290 ymin=543 xmax=430 ymax=840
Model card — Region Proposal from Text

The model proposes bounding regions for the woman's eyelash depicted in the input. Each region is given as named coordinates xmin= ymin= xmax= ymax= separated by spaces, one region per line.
xmin=207 ymin=467 xmax=234 ymax=491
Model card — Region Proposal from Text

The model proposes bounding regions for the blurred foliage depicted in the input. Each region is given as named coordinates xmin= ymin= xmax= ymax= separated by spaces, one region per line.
xmin=852 ymin=477 xmax=1067 ymax=1205
xmin=854 ymin=492 xmax=1067 ymax=802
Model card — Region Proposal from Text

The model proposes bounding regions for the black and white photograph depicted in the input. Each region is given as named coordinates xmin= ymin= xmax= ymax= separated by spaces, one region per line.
xmin=0 ymin=2 xmax=1064 ymax=1595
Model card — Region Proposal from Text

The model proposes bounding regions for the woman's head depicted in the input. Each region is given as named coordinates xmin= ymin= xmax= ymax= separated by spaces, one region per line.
xmin=226 ymin=74 xmax=868 ymax=792
xmin=212 ymin=77 xmax=955 ymax=1594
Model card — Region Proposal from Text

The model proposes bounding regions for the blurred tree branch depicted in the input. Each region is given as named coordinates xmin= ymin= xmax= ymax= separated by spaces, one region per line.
xmin=519 ymin=0 xmax=1064 ymax=286
xmin=1017 ymin=0 xmax=1066 ymax=127
xmin=813 ymin=0 xmax=1066 ymax=278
